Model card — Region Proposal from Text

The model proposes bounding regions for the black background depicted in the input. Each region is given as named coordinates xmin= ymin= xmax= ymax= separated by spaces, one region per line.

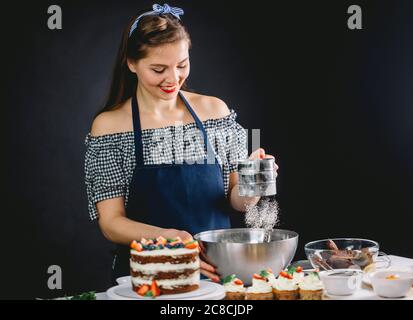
xmin=1 ymin=0 xmax=412 ymax=299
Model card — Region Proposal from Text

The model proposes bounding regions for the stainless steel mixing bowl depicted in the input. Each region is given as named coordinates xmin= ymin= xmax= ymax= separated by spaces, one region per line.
xmin=194 ymin=228 xmax=299 ymax=285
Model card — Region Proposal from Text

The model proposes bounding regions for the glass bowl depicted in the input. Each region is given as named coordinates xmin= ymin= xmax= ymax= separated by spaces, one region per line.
xmin=304 ymin=238 xmax=390 ymax=271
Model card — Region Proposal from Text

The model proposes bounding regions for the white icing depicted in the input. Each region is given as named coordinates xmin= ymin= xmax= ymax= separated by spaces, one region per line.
xmin=131 ymin=271 xmax=200 ymax=289
xmin=130 ymin=259 xmax=199 ymax=273
xmin=224 ymin=280 xmax=246 ymax=293
xmin=246 ymin=278 xmax=272 ymax=293
xmin=299 ymin=274 xmax=324 ymax=291
xmin=273 ymin=276 xmax=298 ymax=291
xmin=267 ymin=273 xmax=277 ymax=287
xmin=293 ymin=272 xmax=305 ymax=284
xmin=131 ymin=248 xmax=198 ymax=256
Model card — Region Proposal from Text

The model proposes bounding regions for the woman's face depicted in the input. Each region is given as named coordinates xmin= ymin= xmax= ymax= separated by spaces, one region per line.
xmin=129 ymin=39 xmax=190 ymax=100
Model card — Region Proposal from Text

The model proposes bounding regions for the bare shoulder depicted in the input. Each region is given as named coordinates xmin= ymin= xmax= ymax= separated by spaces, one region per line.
xmin=90 ymin=100 xmax=133 ymax=136
xmin=182 ymin=91 xmax=231 ymax=121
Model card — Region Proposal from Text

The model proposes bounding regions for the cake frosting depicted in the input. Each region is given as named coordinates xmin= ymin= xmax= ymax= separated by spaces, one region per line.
xmin=266 ymin=270 xmax=277 ymax=287
xmin=293 ymin=271 xmax=305 ymax=284
xmin=223 ymin=274 xmax=246 ymax=293
xmin=246 ymin=274 xmax=273 ymax=293
xmin=130 ymin=236 xmax=200 ymax=296
xmin=298 ymin=273 xmax=324 ymax=291
xmin=273 ymin=275 xmax=299 ymax=291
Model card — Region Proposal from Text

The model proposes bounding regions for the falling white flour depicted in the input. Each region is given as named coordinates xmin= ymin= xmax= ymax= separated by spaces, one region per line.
xmin=245 ymin=195 xmax=280 ymax=242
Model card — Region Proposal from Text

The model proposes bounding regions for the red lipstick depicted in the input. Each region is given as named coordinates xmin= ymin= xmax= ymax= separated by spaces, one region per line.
xmin=160 ymin=86 xmax=177 ymax=94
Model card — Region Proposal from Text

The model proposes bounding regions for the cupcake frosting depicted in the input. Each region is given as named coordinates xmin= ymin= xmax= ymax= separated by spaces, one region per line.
xmin=267 ymin=272 xmax=277 ymax=287
xmin=224 ymin=280 xmax=246 ymax=293
xmin=222 ymin=274 xmax=246 ymax=293
xmin=273 ymin=275 xmax=299 ymax=291
xmin=293 ymin=271 xmax=305 ymax=284
xmin=298 ymin=273 xmax=323 ymax=291
xmin=246 ymin=278 xmax=273 ymax=293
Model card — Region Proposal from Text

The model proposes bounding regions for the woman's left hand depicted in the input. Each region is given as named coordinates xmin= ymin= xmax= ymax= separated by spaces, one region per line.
xmin=198 ymin=241 xmax=221 ymax=282
xmin=249 ymin=148 xmax=279 ymax=178
xmin=200 ymin=260 xmax=221 ymax=282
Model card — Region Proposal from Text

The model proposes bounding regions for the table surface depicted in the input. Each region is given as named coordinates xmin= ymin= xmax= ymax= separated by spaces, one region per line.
xmin=93 ymin=255 xmax=413 ymax=300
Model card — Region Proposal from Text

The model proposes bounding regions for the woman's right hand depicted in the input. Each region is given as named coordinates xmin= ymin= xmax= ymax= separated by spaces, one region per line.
xmin=159 ymin=228 xmax=193 ymax=241
xmin=158 ymin=228 xmax=221 ymax=282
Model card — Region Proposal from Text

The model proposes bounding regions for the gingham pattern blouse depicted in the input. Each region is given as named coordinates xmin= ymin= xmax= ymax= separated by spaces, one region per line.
xmin=84 ymin=109 xmax=248 ymax=220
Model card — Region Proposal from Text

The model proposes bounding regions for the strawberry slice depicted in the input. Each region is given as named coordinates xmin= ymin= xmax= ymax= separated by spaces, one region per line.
xmin=151 ymin=280 xmax=161 ymax=297
xmin=279 ymin=271 xmax=289 ymax=278
xmin=130 ymin=240 xmax=138 ymax=249
xmin=136 ymin=285 xmax=149 ymax=296
xmin=185 ymin=240 xmax=198 ymax=249
xmin=130 ymin=240 xmax=142 ymax=252
xmin=234 ymin=279 xmax=243 ymax=285
xmin=296 ymin=266 xmax=303 ymax=273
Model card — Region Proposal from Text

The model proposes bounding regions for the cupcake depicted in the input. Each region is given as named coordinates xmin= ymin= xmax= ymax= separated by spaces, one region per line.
xmin=291 ymin=266 xmax=305 ymax=284
xmin=223 ymin=274 xmax=246 ymax=300
xmin=272 ymin=271 xmax=299 ymax=300
xmin=263 ymin=268 xmax=277 ymax=287
xmin=298 ymin=272 xmax=324 ymax=300
xmin=245 ymin=272 xmax=273 ymax=300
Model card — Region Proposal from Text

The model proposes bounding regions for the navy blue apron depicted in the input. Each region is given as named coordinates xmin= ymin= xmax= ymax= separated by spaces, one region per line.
xmin=112 ymin=90 xmax=231 ymax=279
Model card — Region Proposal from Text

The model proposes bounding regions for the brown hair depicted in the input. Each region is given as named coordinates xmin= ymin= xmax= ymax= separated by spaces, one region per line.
xmin=95 ymin=12 xmax=192 ymax=118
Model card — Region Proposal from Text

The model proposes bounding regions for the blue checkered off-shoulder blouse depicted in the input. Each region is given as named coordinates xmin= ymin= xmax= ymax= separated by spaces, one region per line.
xmin=84 ymin=109 xmax=248 ymax=220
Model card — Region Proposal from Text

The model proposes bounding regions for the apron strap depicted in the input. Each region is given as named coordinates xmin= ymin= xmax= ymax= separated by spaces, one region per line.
xmin=178 ymin=92 xmax=217 ymax=165
xmin=131 ymin=92 xmax=145 ymax=166
xmin=131 ymin=91 xmax=217 ymax=166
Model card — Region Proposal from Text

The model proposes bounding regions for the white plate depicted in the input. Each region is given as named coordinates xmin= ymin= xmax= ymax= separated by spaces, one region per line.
xmin=116 ymin=276 xmax=131 ymax=285
xmin=107 ymin=280 xmax=225 ymax=300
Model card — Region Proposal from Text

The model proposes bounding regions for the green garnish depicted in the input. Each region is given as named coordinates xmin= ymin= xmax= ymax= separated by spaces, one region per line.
xmin=68 ymin=291 xmax=96 ymax=300
xmin=311 ymin=271 xmax=320 ymax=279
xmin=166 ymin=238 xmax=177 ymax=243
xmin=222 ymin=274 xmax=236 ymax=284
xmin=287 ymin=266 xmax=296 ymax=274
xmin=259 ymin=270 xmax=270 ymax=278
xmin=144 ymin=290 xmax=154 ymax=297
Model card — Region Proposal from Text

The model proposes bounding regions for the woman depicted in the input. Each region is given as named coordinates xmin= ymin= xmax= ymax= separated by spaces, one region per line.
xmin=84 ymin=3 xmax=278 ymax=283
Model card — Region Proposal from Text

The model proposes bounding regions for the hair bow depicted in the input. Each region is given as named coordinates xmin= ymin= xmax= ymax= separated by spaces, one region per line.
xmin=152 ymin=3 xmax=184 ymax=19
xmin=129 ymin=3 xmax=185 ymax=37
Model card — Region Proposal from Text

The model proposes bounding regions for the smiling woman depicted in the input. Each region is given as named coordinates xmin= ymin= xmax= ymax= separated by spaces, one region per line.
xmin=84 ymin=3 xmax=278 ymax=287
xmin=127 ymin=40 xmax=190 ymax=103
xmin=98 ymin=5 xmax=192 ymax=114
